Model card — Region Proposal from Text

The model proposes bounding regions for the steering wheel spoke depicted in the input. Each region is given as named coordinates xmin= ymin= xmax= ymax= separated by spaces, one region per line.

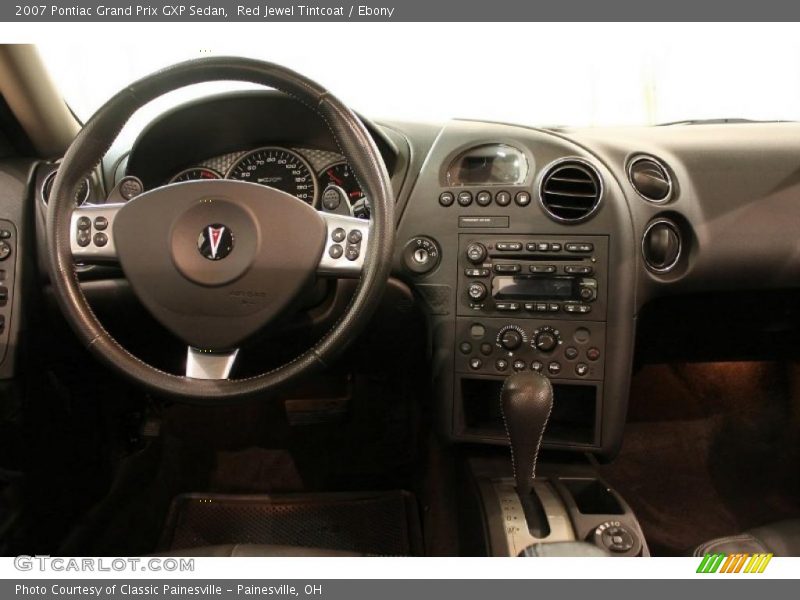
xmin=317 ymin=212 xmax=370 ymax=278
xmin=70 ymin=203 xmax=123 ymax=262
xmin=185 ymin=347 xmax=240 ymax=379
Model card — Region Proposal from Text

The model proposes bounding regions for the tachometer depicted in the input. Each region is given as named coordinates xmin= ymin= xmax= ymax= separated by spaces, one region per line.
xmin=226 ymin=147 xmax=317 ymax=205
xmin=318 ymin=162 xmax=365 ymax=203
xmin=169 ymin=167 xmax=223 ymax=183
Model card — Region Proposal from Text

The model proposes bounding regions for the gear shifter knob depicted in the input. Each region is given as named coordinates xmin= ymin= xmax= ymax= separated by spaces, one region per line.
xmin=500 ymin=371 xmax=554 ymax=498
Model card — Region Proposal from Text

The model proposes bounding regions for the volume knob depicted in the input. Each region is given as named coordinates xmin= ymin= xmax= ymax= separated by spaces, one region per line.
xmin=466 ymin=243 xmax=487 ymax=264
xmin=467 ymin=282 xmax=488 ymax=302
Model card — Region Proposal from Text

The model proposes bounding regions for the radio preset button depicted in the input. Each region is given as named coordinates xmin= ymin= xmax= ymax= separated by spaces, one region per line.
xmin=530 ymin=265 xmax=556 ymax=274
xmin=535 ymin=303 xmax=548 ymax=312
xmin=550 ymin=243 xmax=563 ymax=252
xmin=566 ymin=242 xmax=594 ymax=253
xmin=439 ymin=191 xmax=455 ymax=206
xmin=476 ymin=191 xmax=492 ymax=206
xmin=563 ymin=303 xmax=592 ymax=314
xmin=565 ymin=265 xmax=594 ymax=275
xmin=496 ymin=242 xmax=523 ymax=251
xmin=457 ymin=191 xmax=474 ymax=206
xmin=495 ymin=191 xmax=512 ymax=206
xmin=537 ymin=243 xmax=549 ymax=252
xmin=494 ymin=264 xmax=521 ymax=273
xmin=495 ymin=302 xmax=520 ymax=312
xmin=548 ymin=303 xmax=560 ymax=312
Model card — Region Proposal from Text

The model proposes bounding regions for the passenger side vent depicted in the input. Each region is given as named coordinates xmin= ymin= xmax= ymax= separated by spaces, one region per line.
xmin=539 ymin=160 xmax=602 ymax=222
xmin=628 ymin=155 xmax=672 ymax=203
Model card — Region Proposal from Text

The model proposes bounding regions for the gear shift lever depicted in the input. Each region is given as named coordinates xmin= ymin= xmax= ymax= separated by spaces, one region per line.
xmin=500 ymin=371 xmax=554 ymax=537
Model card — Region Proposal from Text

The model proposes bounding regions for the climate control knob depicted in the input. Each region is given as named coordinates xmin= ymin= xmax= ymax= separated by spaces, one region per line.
xmin=532 ymin=326 xmax=561 ymax=353
xmin=466 ymin=243 xmax=488 ymax=264
xmin=467 ymin=282 xmax=488 ymax=302
xmin=500 ymin=329 xmax=523 ymax=351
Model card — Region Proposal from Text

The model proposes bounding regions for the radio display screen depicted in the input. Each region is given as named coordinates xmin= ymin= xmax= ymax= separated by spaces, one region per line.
xmin=492 ymin=276 xmax=576 ymax=300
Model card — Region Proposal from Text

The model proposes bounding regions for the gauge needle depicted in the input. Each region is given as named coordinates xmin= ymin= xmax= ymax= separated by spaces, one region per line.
xmin=327 ymin=169 xmax=343 ymax=185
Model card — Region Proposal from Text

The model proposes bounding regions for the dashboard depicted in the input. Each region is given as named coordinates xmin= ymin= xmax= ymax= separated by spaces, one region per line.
xmin=13 ymin=89 xmax=800 ymax=460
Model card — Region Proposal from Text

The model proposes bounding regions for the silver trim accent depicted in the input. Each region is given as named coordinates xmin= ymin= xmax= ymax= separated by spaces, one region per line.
xmin=537 ymin=157 xmax=604 ymax=224
xmin=42 ymin=169 xmax=91 ymax=206
xmin=626 ymin=154 xmax=674 ymax=204
xmin=224 ymin=145 xmax=320 ymax=207
xmin=494 ymin=478 xmax=576 ymax=556
xmin=317 ymin=213 xmax=370 ymax=278
xmin=70 ymin=203 xmax=124 ymax=261
xmin=642 ymin=218 xmax=682 ymax=273
xmin=186 ymin=347 xmax=239 ymax=379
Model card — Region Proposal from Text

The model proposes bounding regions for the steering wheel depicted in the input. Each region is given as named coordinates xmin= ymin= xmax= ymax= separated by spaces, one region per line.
xmin=45 ymin=57 xmax=394 ymax=402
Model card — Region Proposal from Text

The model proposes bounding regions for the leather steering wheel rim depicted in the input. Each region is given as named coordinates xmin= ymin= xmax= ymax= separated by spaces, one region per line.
xmin=45 ymin=57 xmax=394 ymax=402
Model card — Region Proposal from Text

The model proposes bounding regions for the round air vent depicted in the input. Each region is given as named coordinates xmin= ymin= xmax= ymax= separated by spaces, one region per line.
xmin=628 ymin=155 xmax=672 ymax=203
xmin=642 ymin=219 xmax=682 ymax=272
xmin=539 ymin=159 xmax=602 ymax=222
xmin=42 ymin=170 xmax=90 ymax=205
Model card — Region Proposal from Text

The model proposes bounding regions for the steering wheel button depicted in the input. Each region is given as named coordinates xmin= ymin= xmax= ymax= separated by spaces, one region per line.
xmin=76 ymin=231 xmax=91 ymax=248
xmin=77 ymin=217 xmax=91 ymax=231
xmin=94 ymin=216 xmax=109 ymax=231
xmin=345 ymin=245 xmax=360 ymax=261
xmin=328 ymin=244 xmax=344 ymax=259
xmin=93 ymin=232 xmax=108 ymax=247
xmin=347 ymin=229 xmax=362 ymax=244
xmin=331 ymin=227 xmax=346 ymax=243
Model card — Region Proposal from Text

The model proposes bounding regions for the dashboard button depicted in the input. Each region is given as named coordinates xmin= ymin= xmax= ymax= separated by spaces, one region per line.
xmin=530 ymin=265 xmax=556 ymax=274
xmin=459 ymin=342 xmax=472 ymax=354
xmin=464 ymin=268 xmax=490 ymax=277
xmin=566 ymin=242 xmax=594 ymax=253
xmin=565 ymin=346 xmax=579 ymax=360
xmin=548 ymin=303 xmax=560 ymax=312
xmin=331 ymin=227 xmax=346 ymax=243
xmin=495 ymin=359 xmax=509 ymax=372
xmin=469 ymin=358 xmax=483 ymax=370
xmin=0 ymin=286 xmax=7 ymax=307
xmin=496 ymin=242 xmax=522 ymax=251
xmin=439 ymin=191 xmax=455 ymax=207
xmin=548 ymin=361 xmax=562 ymax=375
xmin=494 ymin=264 xmax=521 ymax=273
xmin=537 ymin=243 xmax=549 ymax=252
xmin=466 ymin=243 xmax=488 ymax=264
xmin=0 ymin=229 xmax=10 ymax=239
xmin=0 ymin=242 xmax=11 ymax=260
xmin=550 ymin=243 xmax=562 ymax=252
xmin=531 ymin=360 xmax=543 ymax=372
xmin=476 ymin=191 xmax=492 ymax=206
xmin=457 ymin=191 xmax=473 ymax=206
xmin=575 ymin=363 xmax=589 ymax=377
xmin=587 ymin=347 xmax=601 ymax=361
xmin=513 ymin=360 xmax=527 ymax=371
xmin=495 ymin=191 xmax=511 ymax=206
xmin=495 ymin=302 xmax=520 ymax=312
xmin=563 ymin=303 xmax=592 ymax=314
xmin=515 ymin=191 xmax=531 ymax=206
xmin=565 ymin=265 xmax=594 ymax=275
xmin=328 ymin=244 xmax=343 ymax=259
xmin=480 ymin=343 xmax=493 ymax=355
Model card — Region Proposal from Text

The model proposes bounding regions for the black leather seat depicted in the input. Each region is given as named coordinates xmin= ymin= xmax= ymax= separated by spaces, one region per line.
xmin=694 ymin=519 xmax=800 ymax=556
xmin=152 ymin=544 xmax=363 ymax=557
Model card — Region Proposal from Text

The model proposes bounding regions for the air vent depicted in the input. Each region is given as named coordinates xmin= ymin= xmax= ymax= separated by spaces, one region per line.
xmin=539 ymin=159 xmax=602 ymax=222
xmin=628 ymin=156 xmax=672 ymax=203
xmin=41 ymin=170 xmax=90 ymax=205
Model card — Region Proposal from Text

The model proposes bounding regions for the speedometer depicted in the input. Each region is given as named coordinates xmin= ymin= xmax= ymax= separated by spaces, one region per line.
xmin=226 ymin=147 xmax=317 ymax=205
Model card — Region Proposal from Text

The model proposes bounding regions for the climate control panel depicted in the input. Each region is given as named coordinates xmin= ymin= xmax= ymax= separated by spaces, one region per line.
xmin=455 ymin=317 xmax=605 ymax=381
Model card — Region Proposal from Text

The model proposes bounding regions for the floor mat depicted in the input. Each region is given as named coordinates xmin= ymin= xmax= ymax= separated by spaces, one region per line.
xmin=159 ymin=491 xmax=423 ymax=556
xmin=598 ymin=362 xmax=800 ymax=556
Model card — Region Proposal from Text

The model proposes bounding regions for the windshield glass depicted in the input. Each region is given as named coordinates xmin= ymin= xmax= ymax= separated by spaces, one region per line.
xmin=38 ymin=23 xmax=800 ymax=127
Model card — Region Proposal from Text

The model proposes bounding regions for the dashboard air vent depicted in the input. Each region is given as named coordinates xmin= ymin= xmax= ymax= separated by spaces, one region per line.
xmin=539 ymin=160 xmax=602 ymax=222
xmin=628 ymin=156 xmax=672 ymax=203
xmin=41 ymin=170 xmax=90 ymax=205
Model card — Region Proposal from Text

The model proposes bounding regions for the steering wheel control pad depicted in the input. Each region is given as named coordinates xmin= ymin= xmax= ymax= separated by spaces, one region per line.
xmin=114 ymin=179 xmax=326 ymax=350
